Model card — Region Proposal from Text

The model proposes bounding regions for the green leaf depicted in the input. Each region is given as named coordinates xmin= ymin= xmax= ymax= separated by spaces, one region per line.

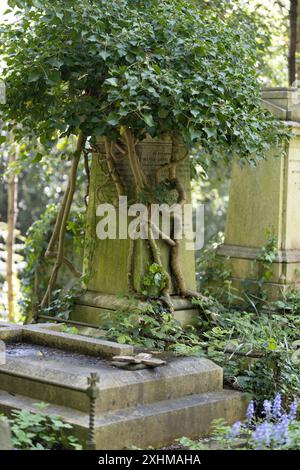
xmin=143 ymin=114 xmax=155 ymax=127
xmin=107 ymin=112 xmax=119 ymax=126
xmin=28 ymin=72 xmax=41 ymax=82
xmin=268 ymin=337 xmax=277 ymax=351
xmin=105 ymin=77 xmax=118 ymax=87
xmin=99 ymin=51 xmax=110 ymax=61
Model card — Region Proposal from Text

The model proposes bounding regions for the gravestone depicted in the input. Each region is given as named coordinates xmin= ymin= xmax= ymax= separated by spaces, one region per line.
xmin=73 ymin=135 xmax=199 ymax=326
xmin=218 ymin=88 xmax=300 ymax=297
xmin=0 ymin=322 xmax=247 ymax=449
xmin=0 ymin=419 xmax=12 ymax=450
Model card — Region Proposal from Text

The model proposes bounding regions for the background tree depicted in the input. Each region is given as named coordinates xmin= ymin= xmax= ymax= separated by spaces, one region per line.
xmin=289 ymin=0 xmax=298 ymax=85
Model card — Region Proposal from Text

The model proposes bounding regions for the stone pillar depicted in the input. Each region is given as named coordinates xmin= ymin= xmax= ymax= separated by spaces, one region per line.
xmin=73 ymin=135 xmax=199 ymax=326
xmin=218 ymin=88 xmax=300 ymax=297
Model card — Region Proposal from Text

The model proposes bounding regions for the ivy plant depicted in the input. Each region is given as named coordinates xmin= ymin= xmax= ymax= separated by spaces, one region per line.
xmin=1 ymin=404 xmax=82 ymax=450
xmin=0 ymin=0 xmax=287 ymax=161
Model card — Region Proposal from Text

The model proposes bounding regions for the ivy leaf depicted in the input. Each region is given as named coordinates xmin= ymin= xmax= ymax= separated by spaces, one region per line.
xmin=107 ymin=112 xmax=119 ymax=126
xmin=143 ymin=114 xmax=155 ymax=127
xmin=28 ymin=72 xmax=41 ymax=82
xmin=105 ymin=77 xmax=118 ymax=87
xmin=99 ymin=50 xmax=110 ymax=61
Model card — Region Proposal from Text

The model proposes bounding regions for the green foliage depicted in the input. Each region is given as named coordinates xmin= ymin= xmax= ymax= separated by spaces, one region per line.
xmin=107 ymin=285 xmax=300 ymax=403
xmin=196 ymin=0 xmax=289 ymax=87
xmin=256 ymin=228 xmax=278 ymax=285
xmin=19 ymin=204 xmax=56 ymax=319
xmin=142 ymin=263 xmax=169 ymax=297
xmin=0 ymin=133 xmax=88 ymax=236
xmin=0 ymin=0 xmax=287 ymax=164
xmin=181 ymin=397 xmax=300 ymax=450
xmin=193 ymin=292 xmax=300 ymax=402
xmin=42 ymin=288 xmax=78 ymax=321
xmin=20 ymin=204 xmax=85 ymax=321
xmin=1 ymin=404 xmax=82 ymax=450
xmin=196 ymin=234 xmax=236 ymax=300
xmin=106 ymin=302 xmax=200 ymax=352
xmin=61 ymin=324 xmax=79 ymax=335
xmin=178 ymin=436 xmax=206 ymax=450
xmin=139 ymin=180 xmax=177 ymax=205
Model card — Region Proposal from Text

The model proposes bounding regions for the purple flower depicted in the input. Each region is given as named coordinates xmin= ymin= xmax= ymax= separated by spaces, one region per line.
xmin=272 ymin=394 xmax=282 ymax=419
xmin=247 ymin=400 xmax=255 ymax=422
xmin=271 ymin=414 xmax=290 ymax=446
xmin=288 ymin=399 xmax=298 ymax=421
xmin=230 ymin=421 xmax=242 ymax=439
xmin=252 ymin=422 xmax=272 ymax=449
xmin=263 ymin=400 xmax=272 ymax=420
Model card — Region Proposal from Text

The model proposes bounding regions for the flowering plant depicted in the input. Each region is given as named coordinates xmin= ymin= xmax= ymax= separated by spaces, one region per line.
xmin=213 ymin=395 xmax=300 ymax=450
xmin=180 ymin=394 xmax=300 ymax=450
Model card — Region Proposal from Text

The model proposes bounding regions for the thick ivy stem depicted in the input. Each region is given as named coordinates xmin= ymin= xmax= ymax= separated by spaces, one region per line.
xmin=156 ymin=135 xmax=202 ymax=300
xmin=104 ymin=137 xmax=125 ymax=196
xmin=155 ymin=140 xmax=189 ymax=183
xmin=123 ymin=128 xmax=147 ymax=191
xmin=147 ymin=211 xmax=173 ymax=312
xmin=45 ymin=251 xmax=82 ymax=278
xmin=46 ymin=187 xmax=70 ymax=256
xmin=151 ymin=221 xmax=176 ymax=247
xmin=83 ymin=148 xmax=90 ymax=207
xmin=110 ymin=141 xmax=126 ymax=161
xmin=40 ymin=131 xmax=86 ymax=310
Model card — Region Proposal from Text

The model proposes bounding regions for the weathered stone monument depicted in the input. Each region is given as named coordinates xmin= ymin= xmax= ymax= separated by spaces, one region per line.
xmin=0 ymin=322 xmax=247 ymax=449
xmin=72 ymin=135 xmax=200 ymax=326
xmin=218 ymin=88 xmax=300 ymax=297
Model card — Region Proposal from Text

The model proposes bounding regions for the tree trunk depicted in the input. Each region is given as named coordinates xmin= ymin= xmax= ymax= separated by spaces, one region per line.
xmin=289 ymin=0 xmax=298 ymax=86
xmin=6 ymin=139 xmax=18 ymax=322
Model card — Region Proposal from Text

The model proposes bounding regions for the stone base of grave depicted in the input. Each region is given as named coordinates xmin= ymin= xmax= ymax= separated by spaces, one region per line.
xmin=72 ymin=291 xmax=200 ymax=328
xmin=0 ymin=322 xmax=247 ymax=449
xmin=217 ymin=244 xmax=300 ymax=299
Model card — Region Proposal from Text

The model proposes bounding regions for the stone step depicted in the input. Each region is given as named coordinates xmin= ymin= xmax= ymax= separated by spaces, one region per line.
xmin=0 ymin=355 xmax=223 ymax=413
xmin=0 ymin=388 xmax=247 ymax=450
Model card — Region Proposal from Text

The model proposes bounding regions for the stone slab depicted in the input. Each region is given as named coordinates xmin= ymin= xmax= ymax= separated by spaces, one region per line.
xmin=0 ymin=323 xmax=133 ymax=358
xmin=21 ymin=327 xmax=133 ymax=358
xmin=0 ymin=344 xmax=223 ymax=412
xmin=0 ymin=389 xmax=247 ymax=450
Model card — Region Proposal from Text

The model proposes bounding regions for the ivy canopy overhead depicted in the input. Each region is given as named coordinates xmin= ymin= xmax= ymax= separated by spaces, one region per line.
xmin=0 ymin=0 xmax=285 ymax=162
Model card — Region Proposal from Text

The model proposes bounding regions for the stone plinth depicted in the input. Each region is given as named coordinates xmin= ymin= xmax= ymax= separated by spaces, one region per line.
xmin=218 ymin=88 xmax=300 ymax=297
xmin=74 ymin=135 xmax=198 ymax=326
xmin=0 ymin=323 xmax=247 ymax=449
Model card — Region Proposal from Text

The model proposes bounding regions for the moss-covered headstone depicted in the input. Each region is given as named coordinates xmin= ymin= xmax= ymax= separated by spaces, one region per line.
xmin=73 ymin=135 xmax=199 ymax=326
xmin=218 ymin=88 xmax=300 ymax=297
